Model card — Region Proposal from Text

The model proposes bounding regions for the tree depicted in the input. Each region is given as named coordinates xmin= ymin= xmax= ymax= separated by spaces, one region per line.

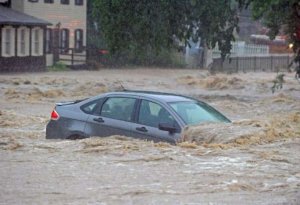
xmin=92 ymin=0 xmax=178 ymax=64
xmin=92 ymin=0 xmax=240 ymax=65
xmin=87 ymin=0 xmax=106 ymax=49
xmin=92 ymin=0 xmax=300 ymax=67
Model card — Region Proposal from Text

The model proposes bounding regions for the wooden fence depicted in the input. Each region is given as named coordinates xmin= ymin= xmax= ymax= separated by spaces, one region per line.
xmin=58 ymin=48 xmax=87 ymax=69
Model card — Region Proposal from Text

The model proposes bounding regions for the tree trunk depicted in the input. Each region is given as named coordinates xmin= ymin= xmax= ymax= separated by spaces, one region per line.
xmin=200 ymin=39 xmax=213 ymax=71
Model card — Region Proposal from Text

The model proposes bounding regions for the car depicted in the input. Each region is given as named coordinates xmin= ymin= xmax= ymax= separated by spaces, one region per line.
xmin=46 ymin=91 xmax=231 ymax=143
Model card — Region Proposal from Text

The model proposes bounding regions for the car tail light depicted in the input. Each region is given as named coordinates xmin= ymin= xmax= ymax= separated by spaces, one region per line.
xmin=51 ymin=109 xmax=60 ymax=120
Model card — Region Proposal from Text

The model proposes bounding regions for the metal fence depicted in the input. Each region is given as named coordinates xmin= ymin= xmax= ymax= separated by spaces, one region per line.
xmin=212 ymin=54 xmax=293 ymax=73
xmin=212 ymin=41 xmax=270 ymax=58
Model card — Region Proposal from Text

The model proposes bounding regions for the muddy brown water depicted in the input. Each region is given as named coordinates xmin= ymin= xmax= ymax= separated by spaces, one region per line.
xmin=0 ymin=69 xmax=300 ymax=204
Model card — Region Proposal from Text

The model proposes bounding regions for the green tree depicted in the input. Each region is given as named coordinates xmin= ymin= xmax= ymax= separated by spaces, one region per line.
xmin=92 ymin=0 xmax=300 ymax=67
xmin=92 ymin=0 xmax=240 ymax=65
xmin=87 ymin=0 xmax=106 ymax=49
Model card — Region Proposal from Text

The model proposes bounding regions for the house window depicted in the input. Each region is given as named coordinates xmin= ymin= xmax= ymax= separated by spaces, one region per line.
xmin=18 ymin=27 xmax=29 ymax=56
xmin=44 ymin=0 xmax=54 ymax=3
xmin=2 ymin=26 xmax=15 ymax=57
xmin=75 ymin=0 xmax=83 ymax=6
xmin=61 ymin=0 xmax=69 ymax=5
xmin=31 ymin=27 xmax=43 ymax=56
xmin=74 ymin=29 xmax=83 ymax=52
xmin=34 ymin=29 xmax=40 ymax=54
xmin=60 ymin=28 xmax=69 ymax=54
xmin=28 ymin=0 xmax=39 ymax=2
xmin=20 ymin=29 xmax=26 ymax=55
xmin=0 ymin=26 xmax=16 ymax=57
xmin=46 ymin=28 xmax=52 ymax=53
xmin=5 ymin=29 xmax=11 ymax=55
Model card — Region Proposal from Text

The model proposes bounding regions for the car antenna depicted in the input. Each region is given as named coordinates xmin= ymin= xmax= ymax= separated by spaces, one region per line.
xmin=120 ymin=84 xmax=125 ymax=91
xmin=116 ymin=80 xmax=126 ymax=91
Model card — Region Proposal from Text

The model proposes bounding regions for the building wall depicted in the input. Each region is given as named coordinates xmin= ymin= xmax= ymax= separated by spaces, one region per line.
xmin=12 ymin=0 xmax=87 ymax=66
xmin=238 ymin=9 xmax=262 ymax=41
xmin=0 ymin=55 xmax=46 ymax=72
xmin=10 ymin=0 xmax=24 ymax=11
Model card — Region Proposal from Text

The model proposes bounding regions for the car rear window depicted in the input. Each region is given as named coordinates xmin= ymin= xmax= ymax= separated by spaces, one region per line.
xmin=81 ymin=99 xmax=104 ymax=114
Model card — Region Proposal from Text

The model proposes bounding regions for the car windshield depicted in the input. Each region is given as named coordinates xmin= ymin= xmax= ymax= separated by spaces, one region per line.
xmin=169 ymin=101 xmax=230 ymax=125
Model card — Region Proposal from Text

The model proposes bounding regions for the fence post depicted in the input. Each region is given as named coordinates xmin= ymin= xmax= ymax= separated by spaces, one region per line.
xmin=287 ymin=55 xmax=290 ymax=71
xmin=243 ymin=57 xmax=246 ymax=73
xmin=236 ymin=57 xmax=239 ymax=73
xmin=71 ymin=48 xmax=74 ymax=68
xmin=254 ymin=56 xmax=256 ymax=72
xmin=271 ymin=55 xmax=273 ymax=72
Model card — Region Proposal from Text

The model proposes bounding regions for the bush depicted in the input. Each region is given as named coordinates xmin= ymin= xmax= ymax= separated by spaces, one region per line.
xmin=48 ymin=61 xmax=69 ymax=71
xmin=104 ymin=48 xmax=187 ymax=68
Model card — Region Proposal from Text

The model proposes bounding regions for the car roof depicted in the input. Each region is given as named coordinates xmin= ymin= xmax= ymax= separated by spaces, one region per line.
xmin=105 ymin=90 xmax=195 ymax=103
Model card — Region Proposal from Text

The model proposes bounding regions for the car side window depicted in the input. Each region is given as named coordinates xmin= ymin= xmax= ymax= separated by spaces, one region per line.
xmin=81 ymin=99 xmax=103 ymax=114
xmin=100 ymin=97 xmax=136 ymax=121
xmin=138 ymin=100 xmax=176 ymax=128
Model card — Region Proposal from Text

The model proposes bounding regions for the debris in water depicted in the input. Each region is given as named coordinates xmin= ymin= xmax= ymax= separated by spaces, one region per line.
xmin=177 ymin=141 xmax=198 ymax=149
xmin=0 ymin=135 xmax=23 ymax=150
xmin=182 ymin=112 xmax=300 ymax=148
xmin=177 ymin=75 xmax=244 ymax=90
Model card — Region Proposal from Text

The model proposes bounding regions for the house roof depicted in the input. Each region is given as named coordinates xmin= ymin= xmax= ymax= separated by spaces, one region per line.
xmin=0 ymin=6 xmax=51 ymax=26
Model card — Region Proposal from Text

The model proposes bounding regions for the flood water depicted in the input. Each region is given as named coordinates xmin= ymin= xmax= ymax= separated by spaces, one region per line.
xmin=0 ymin=69 xmax=299 ymax=204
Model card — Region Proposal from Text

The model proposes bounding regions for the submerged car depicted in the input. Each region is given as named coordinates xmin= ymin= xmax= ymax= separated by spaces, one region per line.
xmin=46 ymin=91 xmax=230 ymax=143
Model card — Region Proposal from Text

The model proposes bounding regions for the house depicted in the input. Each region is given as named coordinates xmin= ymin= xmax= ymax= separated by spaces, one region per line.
xmin=11 ymin=0 xmax=87 ymax=67
xmin=0 ymin=5 xmax=51 ymax=72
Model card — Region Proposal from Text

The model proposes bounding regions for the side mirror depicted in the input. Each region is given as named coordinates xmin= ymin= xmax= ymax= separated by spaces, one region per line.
xmin=158 ymin=123 xmax=176 ymax=133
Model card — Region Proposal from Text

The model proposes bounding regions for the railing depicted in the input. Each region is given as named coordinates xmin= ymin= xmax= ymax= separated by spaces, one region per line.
xmin=57 ymin=48 xmax=86 ymax=68
xmin=212 ymin=54 xmax=293 ymax=73
xmin=212 ymin=41 xmax=269 ymax=58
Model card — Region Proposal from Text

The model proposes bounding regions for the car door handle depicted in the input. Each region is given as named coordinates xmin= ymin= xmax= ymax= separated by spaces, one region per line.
xmin=136 ymin=127 xmax=148 ymax=132
xmin=93 ymin=117 xmax=104 ymax=123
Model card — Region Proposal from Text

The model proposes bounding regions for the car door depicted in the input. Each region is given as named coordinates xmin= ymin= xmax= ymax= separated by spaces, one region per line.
xmin=84 ymin=96 xmax=137 ymax=137
xmin=131 ymin=99 xmax=181 ymax=143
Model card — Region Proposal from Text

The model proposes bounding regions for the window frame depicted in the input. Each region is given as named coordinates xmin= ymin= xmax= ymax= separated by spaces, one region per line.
xmin=34 ymin=29 xmax=39 ymax=54
xmin=45 ymin=28 xmax=52 ymax=54
xmin=5 ymin=28 xmax=11 ymax=56
xmin=44 ymin=0 xmax=54 ymax=3
xmin=20 ymin=29 xmax=26 ymax=55
xmin=17 ymin=27 xmax=30 ymax=57
xmin=99 ymin=97 xmax=137 ymax=122
xmin=60 ymin=28 xmax=69 ymax=54
xmin=31 ymin=27 xmax=43 ymax=56
xmin=1 ymin=26 xmax=15 ymax=57
xmin=137 ymin=99 xmax=178 ymax=129
xmin=61 ymin=0 xmax=69 ymax=5
xmin=75 ymin=0 xmax=83 ymax=6
xmin=81 ymin=98 xmax=105 ymax=115
xmin=74 ymin=29 xmax=83 ymax=53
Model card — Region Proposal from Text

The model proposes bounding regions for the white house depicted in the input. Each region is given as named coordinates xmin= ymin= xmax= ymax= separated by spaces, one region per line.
xmin=11 ymin=0 xmax=87 ymax=67
xmin=0 ymin=5 xmax=51 ymax=72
